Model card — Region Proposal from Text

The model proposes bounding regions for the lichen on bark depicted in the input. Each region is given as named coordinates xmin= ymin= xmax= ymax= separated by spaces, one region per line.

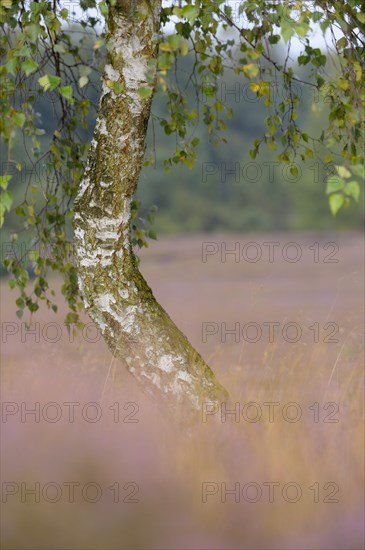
xmin=73 ymin=1 xmax=228 ymax=410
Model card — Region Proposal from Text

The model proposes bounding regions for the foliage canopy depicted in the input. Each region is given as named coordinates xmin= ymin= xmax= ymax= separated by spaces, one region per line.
xmin=0 ymin=0 xmax=364 ymax=321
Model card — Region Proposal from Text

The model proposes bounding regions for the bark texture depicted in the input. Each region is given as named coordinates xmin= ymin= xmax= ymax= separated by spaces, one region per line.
xmin=74 ymin=1 xmax=228 ymax=410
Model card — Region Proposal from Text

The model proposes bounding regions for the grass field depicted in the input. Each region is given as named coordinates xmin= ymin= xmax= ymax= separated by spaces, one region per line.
xmin=1 ymin=232 xmax=364 ymax=549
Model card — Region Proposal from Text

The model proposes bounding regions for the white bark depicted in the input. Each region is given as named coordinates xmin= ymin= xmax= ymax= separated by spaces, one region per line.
xmin=74 ymin=1 xmax=228 ymax=410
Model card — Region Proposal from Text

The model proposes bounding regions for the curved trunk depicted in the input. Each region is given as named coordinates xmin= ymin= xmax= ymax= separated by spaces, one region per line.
xmin=74 ymin=1 xmax=228 ymax=410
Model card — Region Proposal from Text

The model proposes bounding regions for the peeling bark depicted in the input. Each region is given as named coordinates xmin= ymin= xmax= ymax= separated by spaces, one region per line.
xmin=74 ymin=1 xmax=228 ymax=410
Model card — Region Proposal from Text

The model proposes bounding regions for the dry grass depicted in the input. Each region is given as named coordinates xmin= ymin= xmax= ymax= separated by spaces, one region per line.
xmin=1 ymin=232 xmax=364 ymax=549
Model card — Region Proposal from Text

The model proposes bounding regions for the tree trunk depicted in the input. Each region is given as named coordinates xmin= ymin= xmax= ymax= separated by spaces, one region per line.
xmin=73 ymin=1 xmax=228 ymax=410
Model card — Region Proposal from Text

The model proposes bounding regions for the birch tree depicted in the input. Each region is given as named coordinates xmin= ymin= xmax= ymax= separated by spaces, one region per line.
xmin=73 ymin=0 xmax=228 ymax=408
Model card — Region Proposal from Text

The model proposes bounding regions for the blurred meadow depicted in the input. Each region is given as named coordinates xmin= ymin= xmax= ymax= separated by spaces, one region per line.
xmin=1 ymin=232 xmax=364 ymax=549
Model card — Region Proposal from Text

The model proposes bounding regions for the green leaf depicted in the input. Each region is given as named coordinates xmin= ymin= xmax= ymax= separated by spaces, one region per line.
xmin=312 ymin=10 xmax=323 ymax=22
xmin=38 ymin=74 xmax=61 ymax=91
xmin=0 ymin=205 xmax=4 ymax=228
xmin=65 ymin=312 xmax=79 ymax=324
xmin=25 ymin=23 xmax=41 ymax=43
xmin=344 ymin=181 xmax=360 ymax=202
xmin=59 ymin=85 xmax=74 ymax=104
xmin=138 ymin=86 xmax=153 ymax=99
xmin=243 ymin=63 xmax=259 ymax=78
xmin=157 ymin=53 xmax=172 ymax=71
xmin=351 ymin=164 xmax=364 ymax=179
xmin=1 ymin=190 xmax=13 ymax=210
xmin=316 ymin=54 xmax=327 ymax=67
xmin=182 ymin=5 xmax=199 ymax=24
xmin=320 ymin=19 xmax=330 ymax=33
xmin=54 ymin=43 xmax=66 ymax=54
xmin=27 ymin=301 xmax=39 ymax=313
xmin=167 ymin=34 xmax=181 ymax=51
xmin=180 ymin=40 xmax=189 ymax=56
xmin=267 ymin=140 xmax=277 ymax=150
xmin=298 ymin=55 xmax=310 ymax=65
xmin=98 ymin=1 xmax=108 ymax=17
xmin=336 ymin=37 xmax=348 ymax=49
xmin=21 ymin=59 xmax=38 ymax=76
xmin=112 ymin=82 xmax=124 ymax=94
xmin=79 ymin=76 xmax=89 ymax=88
xmin=0 ymin=175 xmax=11 ymax=190
xmin=329 ymin=193 xmax=344 ymax=215
xmin=9 ymin=279 xmax=16 ymax=289
xmin=290 ymin=165 xmax=298 ymax=177
xmin=326 ymin=176 xmax=344 ymax=194
xmin=281 ymin=25 xmax=294 ymax=43
xmin=0 ymin=190 xmax=13 ymax=226
xmin=172 ymin=7 xmax=183 ymax=18
xmin=295 ymin=22 xmax=310 ymax=37
xmin=336 ymin=165 xmax=351 ymax=179
xmin=13 ymin=112 xmax=26 ymax=127
xmin=6 ymin=58 xmax=18 ymax=75
xmin=14 ymin=45 xmax=31 ymax=57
